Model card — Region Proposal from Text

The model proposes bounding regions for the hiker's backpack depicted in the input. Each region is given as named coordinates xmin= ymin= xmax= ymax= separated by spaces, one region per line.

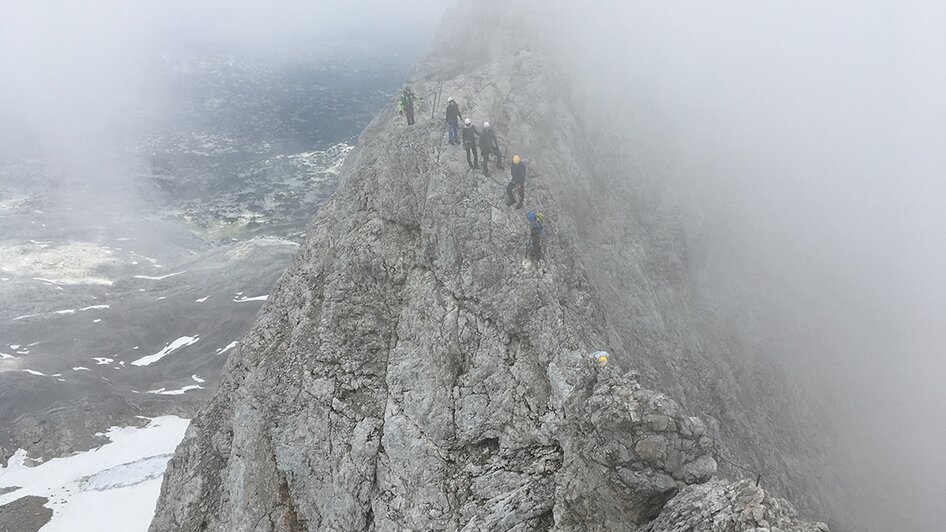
xmin=529 ymin=212 xmax=545 ymax=235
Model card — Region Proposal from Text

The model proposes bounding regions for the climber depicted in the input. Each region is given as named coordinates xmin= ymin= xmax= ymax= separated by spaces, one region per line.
xmin=445 ymin=97 xmax=463 ymax=145
xmin=590 ymin=351 xmax=609 ymax=367
xmin=526 ymin=210 xmax=544 ymax=261
xmin=479 ymin=121 xmax=503 ymax=177
xmin=506 ymin=154 xmax=526 ymax=209
xmin=398 ymin=87 xmax=417 ymax=126
xmin=461 ymin=118 xmax=480 ymax=170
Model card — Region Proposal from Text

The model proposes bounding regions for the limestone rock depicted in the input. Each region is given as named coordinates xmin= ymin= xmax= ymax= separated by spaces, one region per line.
xmin=644 ymin=480 xmax=831 ymax=532
xmin=149 ymin=2 xmax=830 ymax=531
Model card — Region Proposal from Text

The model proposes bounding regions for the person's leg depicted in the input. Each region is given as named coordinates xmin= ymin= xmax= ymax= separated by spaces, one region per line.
xmin=482 ymin=150 xmax=490 ymax=176
xmin=450 ymin=124 xmax=458 ymax=143
xmin=472 ymin=145 xmax=478 ymax=169
xmin=495 ymin=148 xmax=504 ymax=169
xmin=407 ymin=107 xmax=415 ymax=125
xmin=516 ymin=184 xmax=524 ymax=208
xmin=506 ymin=182 xmax=516 ymax=205
xmin=532 ymin=231 xmax=543 ymax=261
xmin=465 ymin=144 xmax=473 ymax=168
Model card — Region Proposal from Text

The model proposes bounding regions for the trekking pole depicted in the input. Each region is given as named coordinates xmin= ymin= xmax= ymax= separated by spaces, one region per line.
xmin=432 ymin=81 xmax=443 ymax=120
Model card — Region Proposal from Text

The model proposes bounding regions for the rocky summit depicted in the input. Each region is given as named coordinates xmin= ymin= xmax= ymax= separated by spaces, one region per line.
xmin=150 ymin=2 xmax=830 ymax=531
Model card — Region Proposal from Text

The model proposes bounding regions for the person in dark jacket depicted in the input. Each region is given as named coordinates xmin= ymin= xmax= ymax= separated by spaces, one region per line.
xmin=461 ymin=118 xmax=479 ymax=170
xmin=445 ymin=97 xmax=462 ymax=145
xmin=399 ymin=88 xmax=416 ymax=126
xmin=506 ymin=154 xmax=526 ymax=208
xmin=526 ymin=211 xmax=544 ymax=261
xmin=479 ymin=121 xmax=503 ymax=176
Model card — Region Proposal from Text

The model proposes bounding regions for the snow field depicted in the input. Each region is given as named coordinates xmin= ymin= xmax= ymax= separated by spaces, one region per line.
xmin=0 ymin=416 xmax=190 ymax=532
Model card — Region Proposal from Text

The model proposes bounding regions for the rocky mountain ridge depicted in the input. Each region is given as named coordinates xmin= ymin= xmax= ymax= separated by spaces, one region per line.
xmin=150 ymin=3 xmax=832 ymax=530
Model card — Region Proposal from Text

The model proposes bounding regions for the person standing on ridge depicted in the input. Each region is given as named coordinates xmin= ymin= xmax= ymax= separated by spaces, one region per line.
xmin=445 ymin=97 xmax=462 ymax=145
xmin=506 ymin=154 xmax=526 ymax=208
xmin=526 ymin=211 xmax=544 ymax=261
xmin=480 ymin=121 xmax=503 ymax=176
xmin=461 ymin=118 xmax=480 ymax=170
xmin=398 ymin=88 xmax=417 ymax=126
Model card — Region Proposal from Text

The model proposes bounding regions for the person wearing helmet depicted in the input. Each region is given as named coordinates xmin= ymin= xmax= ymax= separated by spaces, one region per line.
xmin=526 ymin=210 xmax=544 ymax=261
xmin=461 ymin=118 xmax=480 ymax=170
xmin=398 ymin=88 xmax=417 ymax=126
xmin=445 ymin=97 xmax=463 ymax=145
xmin=479 ymin=121 xmax=503 ymax=176
xmin=506 ymin=154 xmax=526 ymax=209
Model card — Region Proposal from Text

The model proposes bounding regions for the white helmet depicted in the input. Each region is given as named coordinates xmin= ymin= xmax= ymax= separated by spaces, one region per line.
xmin=447 ymin=96 xmax=454 ymax=102
xmin=483 ymin=121 xmax=491 ymax=128
xmin=464 ymin=118 xmax=472 ymax=126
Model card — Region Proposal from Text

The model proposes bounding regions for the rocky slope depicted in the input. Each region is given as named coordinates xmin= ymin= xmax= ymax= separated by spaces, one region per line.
xmin=150 ymin=3 xmax=831 ymax=531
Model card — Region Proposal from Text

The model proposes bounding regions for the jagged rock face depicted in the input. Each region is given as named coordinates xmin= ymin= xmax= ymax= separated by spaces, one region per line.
xmin=643 ymin=480 xmax=830 ymax=532
xmin=151 ymin=3 xmax=829 ymax=531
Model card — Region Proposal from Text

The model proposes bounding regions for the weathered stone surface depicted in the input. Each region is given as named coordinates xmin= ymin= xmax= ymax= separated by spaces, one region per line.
xmin=643 ymin=480 xmax=831 ymax=532
xmin=0 ymin=496 xmax=52 ymax=532
xmin=150 ymin=2 xmax=830 ymax=531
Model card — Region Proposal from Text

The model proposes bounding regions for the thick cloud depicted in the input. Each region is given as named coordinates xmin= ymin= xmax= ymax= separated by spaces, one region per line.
xmin=0 ymin=0 xmax=449 ymax=152
xmin=536 ymin=2 xmax=946 ymax=530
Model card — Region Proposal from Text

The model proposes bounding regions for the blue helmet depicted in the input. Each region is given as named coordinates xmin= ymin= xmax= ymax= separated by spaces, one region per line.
xmin=527 ymin=211 xmax=537 ymax=223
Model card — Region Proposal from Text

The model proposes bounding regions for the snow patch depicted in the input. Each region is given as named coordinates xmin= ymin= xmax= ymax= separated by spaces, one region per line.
xmin=0 ymin=416 xmax=190 ymax=532
xmin=191 ymin=374 xmax=205 ymax=384
xmin=72 ymin=367 xmax=91 ymax=372
xmin=133 ymin=271 xmax=187 ymax=281
xmin=146 ymin=384 xmax=203 ymax=395
xmin=130 ymin=336 xmax=199 ymax=367
xmin=195 ymin=296 xmax=209 ymax=303
xmin=0 ymin=352 xmax=14 ymax=360
xmin=12 ymin=305 xmax=110 ymax=321
xmin=233 ymin=295 xmax=268 ymax=303
xmin=92 ymin=358 xmax=113 ymax=365
xmin=216 ymin=341 xmax=239 ymax=356
xmin=22 ymin=369 xmax=46 ymax=376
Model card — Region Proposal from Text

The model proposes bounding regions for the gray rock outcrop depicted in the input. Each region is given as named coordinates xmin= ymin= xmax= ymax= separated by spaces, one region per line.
xmin=150 ymin=2 xmax=831 ymax=531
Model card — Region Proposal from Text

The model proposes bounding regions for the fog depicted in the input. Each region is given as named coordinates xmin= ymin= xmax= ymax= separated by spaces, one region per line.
xmin=0 ymin=0 xmax=449 ymax=235
xmin=0 ymin=0 xmax=448 ymax=157
xmin=537 ymin=2 xmax=946 ymax=530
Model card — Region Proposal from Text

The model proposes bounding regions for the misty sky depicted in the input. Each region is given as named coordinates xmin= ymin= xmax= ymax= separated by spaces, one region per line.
xmin=536 ymin=2 xmax=946 ymax=530
xmin=0 ymin=0 xmax=449 ymax=154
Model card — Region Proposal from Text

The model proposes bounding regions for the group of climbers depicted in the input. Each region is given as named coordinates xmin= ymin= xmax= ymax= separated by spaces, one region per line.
xmin=399 ymin=88 xmax=544 ymax=262
xmin=455 ymin=118 xmax=505 ymax=177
